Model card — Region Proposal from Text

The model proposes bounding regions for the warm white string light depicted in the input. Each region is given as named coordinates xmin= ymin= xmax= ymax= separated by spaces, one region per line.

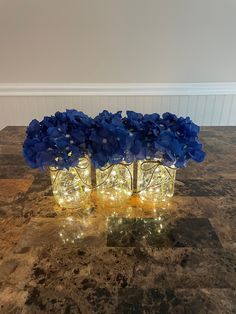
xmin=50 ymin=159 xmax=176 ymax=209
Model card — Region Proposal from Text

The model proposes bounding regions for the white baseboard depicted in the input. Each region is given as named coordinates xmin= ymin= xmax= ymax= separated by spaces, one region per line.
xmin=0 ymin=83 xmax=236 ymax=96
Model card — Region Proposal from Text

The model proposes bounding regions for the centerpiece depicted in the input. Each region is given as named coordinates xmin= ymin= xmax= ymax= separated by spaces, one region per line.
xmin=23 ymin=110 xmax=205 ymax=208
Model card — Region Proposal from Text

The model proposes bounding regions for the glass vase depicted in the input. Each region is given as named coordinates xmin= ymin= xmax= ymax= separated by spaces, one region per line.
xmin=50 ymin=158 xmax=92 ymax=209
xmin=96 ymin=163 xmax=132 ymax=206
xmin=133 ymin=160 xmax=176 ymax=203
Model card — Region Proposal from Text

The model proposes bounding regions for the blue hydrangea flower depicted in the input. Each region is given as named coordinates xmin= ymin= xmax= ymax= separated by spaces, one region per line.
xmin=122 ymin=111 xmax=205 ymax=167
xmin=23 ymin=110 xmax=93 ymax=170
xmin=122 ymin=111 xmax=146 ymax=160
xmin=88 ymin=110 xmax=131 ymax=168
xmin=23 ymin=109 xmax=205 ymax=170
xmin=158 ymin=113 xmax=205 ymax=167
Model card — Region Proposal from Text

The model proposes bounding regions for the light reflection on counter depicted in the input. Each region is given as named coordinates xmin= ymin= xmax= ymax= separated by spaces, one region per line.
xmin=57 ymin=201 xmax=172 ymax=245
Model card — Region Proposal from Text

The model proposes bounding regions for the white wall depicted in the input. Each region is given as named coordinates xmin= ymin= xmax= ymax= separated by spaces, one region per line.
xmin=1 ymin=94 xmax=236 ymax=130
xmin=0 ymin=0 xmax=236 ymax=83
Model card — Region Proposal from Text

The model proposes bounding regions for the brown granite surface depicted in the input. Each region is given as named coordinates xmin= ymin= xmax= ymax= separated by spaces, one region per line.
xmin=0 ymin=126 xmax=235 ymax=314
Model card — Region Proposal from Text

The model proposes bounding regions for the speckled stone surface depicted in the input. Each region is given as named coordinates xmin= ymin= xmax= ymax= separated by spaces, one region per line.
xmin=0 ymin=126 xmax=235 ymax=314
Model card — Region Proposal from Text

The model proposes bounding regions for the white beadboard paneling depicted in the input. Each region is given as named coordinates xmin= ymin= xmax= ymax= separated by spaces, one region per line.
xmin=0 ymin=95 xmax=236 ymax=130
xmin=211 ymin=95 xmax=224 ymax=126
xmin=228 ymin=95 xmax=236 ymax=126
xmin=178 ymin=96 xmax=189 ymax=118
xmin=192 ymin=96 xmax=199 ymax=120
xmin=222 ymin=95 xmax=233 ymax=126
xmin=201 ymin=95 xmax=209 ymax=126
xmin=160 ymin=96 xmax=170 ymax=113
xmin=194 ymin=96 xmax=206 ymax=126
xmin=150 ymin=96 xmax=162 ymax=113
xmin=168 ymin=96 xmax=178 ymax=115
xmin=126 ymin=96 xmax=136 ymax=112
xmin=204 ymin=95 xmax=215 ymax=126
xmin=133 ymin=96 xmax=141 ymax=112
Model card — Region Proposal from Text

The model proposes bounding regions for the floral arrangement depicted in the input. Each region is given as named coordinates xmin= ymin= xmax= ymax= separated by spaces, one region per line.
xmin=23 ymin=110 xmax=205 ymax=170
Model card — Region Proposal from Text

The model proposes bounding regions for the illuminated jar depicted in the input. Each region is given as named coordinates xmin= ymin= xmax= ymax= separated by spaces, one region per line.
xmin=50 ymin=158 xmax=176 ymax=209
xmin=50 ymin=157 xmax=92 ymax=209
xmin=96 ymin=163 xmax=132 ymax=206
xmin=132 ymin=160 xmax=176 ymax=203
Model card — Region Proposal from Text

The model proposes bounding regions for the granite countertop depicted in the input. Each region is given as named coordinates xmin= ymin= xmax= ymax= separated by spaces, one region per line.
xmin=0 ymin=126 xmax=235 ymax=314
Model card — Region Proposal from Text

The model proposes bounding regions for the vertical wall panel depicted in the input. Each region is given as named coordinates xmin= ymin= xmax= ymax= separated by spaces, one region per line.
xmin=221 ymin=95 xmax=233 ymax=126
xmin=204 ymin=95 xmax=215 ymax=126
xmin=178 ymin=96 xmax=190 ymax=118
xmin=194 ymin=96 xmax=206 ymax=126
xmin=228 ymin=95 xmax=236 ymax=126
xmin=150 ymin=96 xmax=162 ymax=113
xmin=0 ymin=94 xmax=236 ymax=130
xmin=160 ymin=96 xmax=170 ymax=113
xmin=169 ymin=96 xmax=179 ymax=115
xmin=210 ymin=95 xmax=224 ymax=126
